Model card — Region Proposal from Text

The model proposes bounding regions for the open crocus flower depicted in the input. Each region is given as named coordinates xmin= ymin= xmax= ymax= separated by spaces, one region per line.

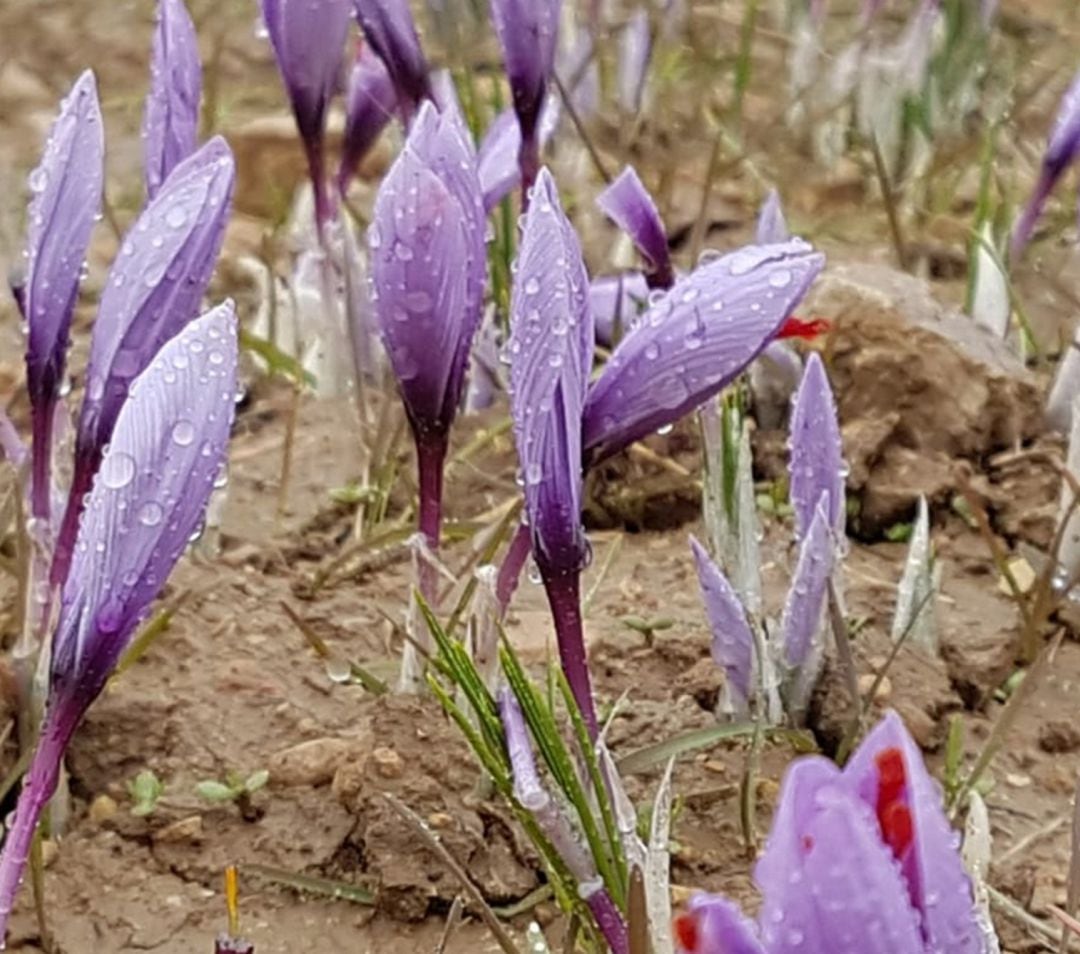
xmin=508 ymin=167 xmax=597 ymax=732
xmin=596 ymin=166 xmax=673 ymax=290
xmin=23 ymin=70 xmax=104 ymax=522
xmin=337 ymin=44 xmax=397 ymax=194
xmin=675 ymin=711 xmax=992 ymax=954
xmin=261 ymin=0 xmax=351 ymax=231
xmin=352 ymin=0 xmax=432 ymax=122
xmin=0 ymin=302 xmax=239 ymax=937
xmin=1011 ymin=67 xmax=1080 ymax=260
xmin=143 ymin=0 xmax=202 ymax=199
xmin=52 ymin=136 xmax=235 ymax=586
xmin=369 ymin=99 xmax=485 ymax=581
xmin=582 ymin=241 xmax=825 ymax=464
xmin=490 ymin=0 xmax=562 ymax=197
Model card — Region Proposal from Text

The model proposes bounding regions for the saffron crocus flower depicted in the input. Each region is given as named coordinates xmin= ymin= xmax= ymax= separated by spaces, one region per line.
xmin=490 ymin=0 xmax=562 ymax=197
xmin=336 ymin=44 xmax=397 ymax=194
xmin=0 ymin=302 xmax=238 ymax=936
xmin=52 ymin=136 xmax=235 ymax=586
xmin=261 ymin=0 xmax=351 ymax=231
xmin=690 ymin=535 xmax=756 ymax=713
xmin=143 ymin=0 xmax=202 ymax=199
xmin=596 ymin=166 xmax=673 ymax=289
xmin=508 ymin=168 xmax=596 ymax=732
xmin=23 ymin=70 xmax=104 ymax=522
xmin=369 ymin=100 xmax=486 ymax=580
xmin=788 ymin=351 xmax=845 ymax=541
xmin=352 ymin=0 xmax=432 ymax=121
xmin=582 ymin=241 xmax=825 ymax=464
xmin=1011 ymin=68 xmax=1080 ymax=260
xmin=675 ymin=710 xmax=991 ymax=954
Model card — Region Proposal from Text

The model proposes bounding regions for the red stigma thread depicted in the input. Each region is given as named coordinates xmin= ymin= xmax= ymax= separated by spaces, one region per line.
xmin=874 ymin=747 xmax=913 ymax=858
xmin=674 ymin=913 xmax=700 ymax=952
xmin=777 ymin=316 xmax=831 ymax=341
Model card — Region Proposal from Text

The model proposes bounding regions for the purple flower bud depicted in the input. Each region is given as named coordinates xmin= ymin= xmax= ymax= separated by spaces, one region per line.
xmin=779 ymin=499 xmax=833 ymax=714
xmin=23 ymin=70 xmax=104 ymax=520
xmin=477 ymin=97 xmax=560 ymax=212
xmin=369 ymin=100 xmax=486 ymax=444
xmin=508 ymin=167 xmax=596 ymax=733
xmin=337 ymin=44 xmax=397 ymax=194
xmin=589 ymin=271 xmax=650 ymax=348
xmin=490 ymin=0 xmax=562 ymax=192
xmin=583 ymin=241 xmax=825 ymax=463
xmin=755 ymin=189 xmax=790 ymax=245
xmin=1011 ymin=68 xmax=1080 ymax=259
xmin=596 ymin=166 xmax=673 ymax=289
xmin=0 ymin=302 xmax=238 ymax=935
xmin=261 ymin=0 xmax=351 ymax=229
xmin=143 ymin=0 xmax=202 ymax=200
xmin=53 ymin=137 xmax=235 ymax=587
xmin=788 ymin=352 xmax=845 ymax=541
xmin=677 ymin=710 xmax=990 ymax=954
xmin=353 ymin=0 xmax=432 ymax=120
xmin=689 ymin=536 xmax=755 ymax=710
xmin=509 ymin=168 xmax=592 ymax=575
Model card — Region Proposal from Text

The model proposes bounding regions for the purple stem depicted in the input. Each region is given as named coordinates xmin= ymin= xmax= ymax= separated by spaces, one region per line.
xmin=415 ymin=434 xmax=448 ymax=605
xmin=582 ymin=882 xmax=630 ymax=954
xmin=646 ymin=259 xmax=675 ymax=291
xmin=496 ymin=522 xmax=532 ymax=616
xmin=519 ymin=133 xmax=541 ymax=212
xmin=1010 ymin=168 xmax=1053 ymax=262
xmin=51 ymin=461 xmax=93 ymax=587
xmin=304 ymin=140 xmax=333 ymax=239
xmin=28 ymin=401 xmax=54 ymax=522
xmin=541 ymin=569 xmax=598 ymax=739
xmin=0 ymin=698 xmax=80 ymax=937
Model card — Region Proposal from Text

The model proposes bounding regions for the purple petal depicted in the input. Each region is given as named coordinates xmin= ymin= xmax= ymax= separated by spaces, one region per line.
xmin=353 ymin=0 xmax=432 ymax=118
xmin=843 ymin=711 xmax=985 ymax=953
xmin=596 ymin=166 xmax=672 ymax=287
xmin=779 ymin=499 xmax=834 ymax=713
xmin=143 ymin=0 xmax=202 ymax=200
xmin=755 ymin=757 xmax=928 ymax=953
xmin=369 ymin=101 xmax=486 ymax=440
xmin=337 ymin=44 xmax=397 ymax=193
xmin=617 ymin=8 xmax=651 ymax=115
xmin=755 ymin=189 xmax=790 ymax=245
xmin=675 ymin=894 xmax=765 ymax=954
xmin=789 ymin=352 xmax=845 ymax=541
xmin=51 ymin=301 xmax=237 ymax=701
xmin=490 ymin=0 xmax=561 ymax=139
xmin=589 ymin=271 xmax=651 ymax=348
xmin=23 ymin=71 xmax=103 ymax=448
xmin=477 ymin=97 xmax=560 ymax=212
xmin=1011 ymin=68 xmax=1080 ymax=259
xmin=508 ymin=168 xmax=592 ymax=573
xmin=690 ymin=535 xmax=755 ymax=708
xmin=582 ymin=241 xmax=825 ymax=463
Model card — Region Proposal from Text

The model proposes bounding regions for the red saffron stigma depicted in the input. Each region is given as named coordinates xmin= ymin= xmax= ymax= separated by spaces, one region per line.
xmin=674 ymin=913 xmax=700 ymax=952
xmin=777 ymin=315 xmax=831 ymax=340
xmin=874 ymin=746 xmax=913 ymax=858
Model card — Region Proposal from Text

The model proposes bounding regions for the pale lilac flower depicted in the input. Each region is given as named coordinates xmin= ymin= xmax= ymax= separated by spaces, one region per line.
xmin=337 ymin=44 xmax=397 ymax=193
xmin=353 ymin=0 xmax=432 ymax=120
xmin=596 ymin=166 xmax=673 ymax=289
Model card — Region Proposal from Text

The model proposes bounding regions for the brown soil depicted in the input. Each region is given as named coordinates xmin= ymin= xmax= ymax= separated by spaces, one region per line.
xmin=2 ymin=0 xmax=1080 ymax=952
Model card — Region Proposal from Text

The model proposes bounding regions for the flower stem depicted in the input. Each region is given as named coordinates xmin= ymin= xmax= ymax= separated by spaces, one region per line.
xmin=582 ymin=880 xmax=630 ymax=954
xmin=519 ymin=133 xmax=540 ymax=212
xmin=541 ymin=569 xmax=598 ymax=738
xmin=50 ymin=460 xmax=93 ymax=588
xmin=0 ymin=699 xmax=79 ymax=939
xmin=495 ymin=522 xmax=532 ymax=615
xmin=416 ymin=435 xmax=448 ymax=606
xmin=29 ymin=402 xmax=54 ymax=523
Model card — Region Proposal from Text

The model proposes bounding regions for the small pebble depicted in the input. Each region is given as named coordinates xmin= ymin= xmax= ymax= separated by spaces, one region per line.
xmin=372 ymin=746 xmax=404 ymax=779
xmin=89 ymin=794 xmax=118 ymax=825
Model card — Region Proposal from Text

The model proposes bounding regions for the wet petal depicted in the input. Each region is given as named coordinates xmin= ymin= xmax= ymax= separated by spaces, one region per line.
xmin=51 ymin=302 xmax=238 ymax=699
xmin=844 ymin=711 xmax=986 ymax=954
xmin=337 ymin=44 xmax=397 ymax=192
xmin=143 ymin=0 xmax=202 ymax=199
xmin=508 ymin=168 xmax=592 ymax=573
xmin=788 ymin=351 xmax=845 ymax=541
xmin=755 ymin=757 xmax=928 ymax=954
xmin=589 ymin=271 xmax=651 ymax=347
xmin=674 ymin=893 xmax=765 ymax=954
xmin=596 ymin=166 xmax=672 ymax=287
xmin=490 ymin=0 xmax=561 ymax=138
xmin=690 ymin=535 xmax=755 ymax=709
xmin=353 ymin=0 xmax=432 ymax=116
xmin=755 ymin=189 xmax=790 ymax=245
xmin=583 ymin=241 xmax=824 ymax=462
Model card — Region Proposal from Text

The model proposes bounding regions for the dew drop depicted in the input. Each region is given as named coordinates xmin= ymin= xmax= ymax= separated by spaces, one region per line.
xmin=100 ymin=451 xmax=136 ymax=489
xmin=138 ymin=501 xmax=164 ymax=527
xmin=171 ymin=420 xmax=196 ymax=446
